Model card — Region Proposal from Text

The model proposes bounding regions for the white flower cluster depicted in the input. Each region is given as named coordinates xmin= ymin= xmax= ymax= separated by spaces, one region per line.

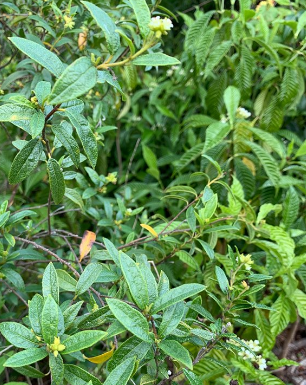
xmin=236 ymin=107 xmax=251 ymax=119
xmin=149 ymin=16 xmax=173 ymax=38
xmin=234 ymin=339 xmax=267 ymax=371
xmin=166 ymin=65 xmax=179 ymax=77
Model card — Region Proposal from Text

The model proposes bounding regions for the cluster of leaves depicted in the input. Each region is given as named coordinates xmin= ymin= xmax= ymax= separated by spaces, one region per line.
xmin=0 ymin=0 xmax=306 ymax=384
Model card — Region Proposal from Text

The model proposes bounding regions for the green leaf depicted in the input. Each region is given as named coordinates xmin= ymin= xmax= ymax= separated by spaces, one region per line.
xmin=295 ymin=140 xmax=306 ymax=157
xmin=62 ymin=330 xmax=106 ymax=354
xmin=57 ymin=269 xmax=77 ymax=292
xmin=82 ymin=2 xmax=120 ymax=54
xmin=42 ymin=262 xmax=59 ymax=303
xmin=120 ymin=252 xmax=149 ymax=309
xmin=175 ymin=250 xmax=199 ymax=271
xmin=49 ymin=353 xmax=64 ymax=385
xmin=0 ymin=212 xmax=10 ymax=228
xmin=52 ymin=123 xmax=80 ymax=167
xmin=47 ymin=158 xmax=65 ymax=204
xmin=63 ymin=301 xmax=83 ymax=327
xmin=14 ymin=365 xmax=45 ymax=379
xmin=75 ymin=263 xmax=103 ymax=297
xmin=159 ymin=340 xmax=193 ymax=369
xmin=104 ymin=356 xmax=136 ymax=385
xmin=65 ymin=112 xmax=97 ymax=168
xmin=41 ymin=295 xmax=59 ymax=344
xmin=136 ymin=255 xmax=158 ymax=304
xmin=35 ymin=81 xmax=51 ymax=105
xmin=103 ymin=238 xmax=120 ymax=266
xmin=0 ymin=322 xmax=39 ymax=349
xmin=215 ymin=266 xmax=229 ymax=294
xmin=197 ymin=239 xmax=215 ymax=260
xmin=48 ymin=57 xmax=97 ymax=105
xmin=204 ymin=122 xmax=231 ymax=152
xmin=269 ymin=294 xmax=291 ymax=337
xmin=282 ymin=187 xmax=299 ymax=229
xmin=0 ymin=103 xmax=35 ymax=133
xmin=97 ymin=71 xmax=126 ymax=100
xmin=183 ymin=369 xmax=202 ymax=385
xmin=204 ymin=41 xmax=232 ymax=77
xmin=159 ymin=302 xmax=185 ymax=337
xmin=296 ymin=11 xmax=306 ymax=37
xmin=186 ymin=206 xmax=197 ymax=232
xmin=1 ymin=267 xmax=25 ymax=291
xmin=64 ymin=364 xmax=103 ymax=385
xmin=4 ymin=348 xmax=48 ymax=368
xmin=133 ymin=53 xmax=180 ymax=67
xmin=9 ymin=139 xmax=43 ymax=184
xmin=9 ymin=37 xmax=65 ymax=77
xmin=30 ymin=110 xmax=45 ymax=138
xmin=291 ymin=289 xmax=306 ymax=319
xmin=151 ymin=284 xmax=206 ymax=313
xmin=129 ymin=0 xmax=151 ymax=37
xmin=248 ymin=127 xmax=285 ymax=159
xmin=224 ymin=86 xmax=241 ymax=126
xmin=29 ymin=294 xmax=44 ymax=335
xmin=107 ymin=298 xmax=153 ymax=342
xmin=64 ymin=187 xmax=85 ymax=211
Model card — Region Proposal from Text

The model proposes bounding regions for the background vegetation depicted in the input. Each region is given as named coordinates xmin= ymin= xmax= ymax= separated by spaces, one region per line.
xmin=0 ymin=0 xmax=306 ymax=384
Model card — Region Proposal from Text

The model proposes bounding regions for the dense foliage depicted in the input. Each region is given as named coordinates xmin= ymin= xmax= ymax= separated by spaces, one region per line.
xmin=0 ymin=0 xmax=306 ymax=384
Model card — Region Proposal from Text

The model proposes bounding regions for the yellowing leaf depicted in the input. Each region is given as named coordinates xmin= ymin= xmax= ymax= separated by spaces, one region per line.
xmin=79 ymin=230 xmax=96 ymax=262
xmin=140 ymin=224 xmax=158 ymax=238
xmin=84 ymin=346 xmax=114 ymax=364
xmin=242 ymin=157 xmax=256 ymax=176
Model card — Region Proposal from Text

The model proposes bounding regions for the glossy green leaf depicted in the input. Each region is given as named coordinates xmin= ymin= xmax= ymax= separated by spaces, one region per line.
xmin=104 ymin=356 xmax=136 ymax=385
xmin=64 ymin=364 xmax=103 ymax=385
xmin=62 ymin=330 xmax=106 ymax=354
xmin=133 ymin=53 xmax=180 ymax=66
xmin=129 ymin=0 xmax=151 ymax=37
xmin=0 ymin=212 xmax=10 ymax=228
xmin=159 ymin=340 xmax=193 ymax=369
xmin=4 ymin=348 xmax=48 ymax=368
xmin=0 ymin=322 xmax=39 ymax=348
xmin=159 ymin=302 xmax=185 ymax=337
xmin=48 ymin=57 xmax=97 ymax=105
xmin=151 ymin=283 xmax=206 ymax=314
xmin=82 ymin=2 xmax=120 ymax=54
xmin=9 ymin=37 xmax=65 ymax=77
xmin=30 ymin=110 xmax=45 ymax=138
xmin=9 ymin=139 xmax=43 ymax=184
xmin=42 ymin=262 xmax=59 ymax=303
xmin=41 ymin=295 xmax=59 ymax=344
xmin=75 ymin=263 xmax=103 ymax=297
xmin=107 ymin=298 xmax=153 ymax=342
xmin=47 ymin=158 xmax=65 ymax=204
xmin=52 ymin=123 xmax=80 ymax=167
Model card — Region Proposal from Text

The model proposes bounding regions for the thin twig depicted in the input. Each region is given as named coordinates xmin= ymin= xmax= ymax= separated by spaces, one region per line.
xmin=1 ymin=280 xmax=28 ymax=307
xmin=125 ymin=138 xmax=141 ymax=185
xmin=47 ymin=190 xmax=52 ymax=236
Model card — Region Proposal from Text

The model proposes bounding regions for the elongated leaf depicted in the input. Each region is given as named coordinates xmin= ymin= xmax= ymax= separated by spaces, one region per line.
xmin=48 ymin=57 xmax=97 ymax=105
xmin=159 ymin=302 xmax=185 ymax=337
xmin=82 ymin=2 xmax=120 ymax=54
xmin=4 ymin=348 xmax=48 ymax=368
xmin=133 ymin=53 xmax=180 ymax=66
xmin=151 ymin=284 xmax=206 ymax=314
xmin=0 ymin=322 xmax=39 ymax=348
xmin=0 ymin=212 xmax=10 ymax=228
xmin=52 ymin=123 xmax=80 ymax=167
xmin=159 ymin=340 xmax=193 ymax=369
xmin=9 ymin=139 xmax=43 ymax=184
xmin=41 ymin=295 xmax=59 ymax=344
xmin=62 ymin=330 xmax=106 ymax=354
xmin=269 ymin=294 xmax=290 ymax=337
xmin=120 ymin=252 xmax=149 ymax=309
xmin=57 ymin=269 xmax=77 ymax=292
xmin=107 ymin=298 xmax=152 ymax=342
xmin=204 ymin=122 xmax=231 ymax=152
xmin=97 ymin=71 xmax=126 ymax=100
xmin=29 ymin=294 xmax=44 ymax=334
xmin=47 ymin=158 xmax=65 ymax=204
xmin=64 ymin=364 xmax=103 ymax=385
xmin=129 ymin=0 xmax=151 ymax=37
xmin=42 ymin=262 xmax=59 ymax=303
xmin=49 ymin=353 xmax=64 ymax=385
xmin=282 ymin=187 xmax=299 ymax=229
xmin=85 ymin=347 xmax=114 ymax=364
xmin=103 ymin=238 xmax=120 ymax=266
xmin=64 ymin=187 xmax=85 ymax=211
xmin=30 ymin=110 xmax=45 ymax=138
xmin=14 ymin=365 xmax=45 ymax=379
xmin=79 ymin=230 xmax=96 ymax=262
xmin=104 ymin=357 xmax=135 ymax=385
xmin=75 ymin=263 xmax=103 ymax=296
xmin=224 ymin=86 xmax=240 ymax=126
xmin=9 ymin=37 xmax=65 ymax=77
xmin=183 ymin=369 xmax=202 ymax=385
xmin=215 ymin=266 xmax=229 ymax=293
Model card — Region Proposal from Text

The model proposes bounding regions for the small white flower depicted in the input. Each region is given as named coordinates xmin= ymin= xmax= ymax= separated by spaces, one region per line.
xmin=148 ymin=16 xmax=173 ymax=38
xmin=190 ymin=69 xmax=194 ymax=73
xmin=167 ymin=370 xmax=172 ymax=375
xmin=256 ymin=355 xmax=267 ymax=370
xmin=166 ymin=69 xmax=174 ymax=77
xmin=236 ymin=107 xmax=251 ymax=119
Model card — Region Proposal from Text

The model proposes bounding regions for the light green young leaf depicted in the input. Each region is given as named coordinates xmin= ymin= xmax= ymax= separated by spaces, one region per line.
xmin=82 ymin=2 xmax=120 ymax=54
xmin=9 ymin=37 xmax=65 ymax=77
xmin=0 ymin=322 xmax=39 ymax=349
xmin=159 ymin=340 xmax=193 ymax=369
xmin=30 ymin=110 xmax=45 ymax=138
xmin=291 ymin=289 xmax=306 ymax=319
xmin=62 ymin=330 xmax=106 ymax=354
xmin=270 ymin=294 xmax=291 ymax=337
xmin=256 ymin=203 xmax=282 ymax=225
xmin=151 ymin=283 xmax=206 ymax=314
xmin=42 ymin=262 xmax=59 ymax=303
xmin=282 ymin=187 xmax=299 ymax=229
xmin=9 ymin=139 xmax=43 ymax=184
xmin=129 ymin=0 xmax=151 ymax=37
xmin=64 ymin=364 xmax=103 ymax=385
xmin=41 ymin=295 xmax=59 ymax=344
xmin=35 ymin=81 xmax=51 ymax=105
xmin=0 ymin=212 xmax=10 ymax=228
xmin=48 ymin=57 xmax=97 ymax=105
xmin=175 ymin=250 xmax=199 ymax=271
xmin=75 ymin=263 xmax=103 ymax=297
xmin=52 ymin=123 xmax=80 ymax=167
xmin=47 ymin=158 xmax=65 ymax=205
xmin=136 ymin=254 xmax=158 ymax=304
xmin=224 ymin=86 xmax=241 ymax=126
xmin=104 ymin=356 xmax=136 ymax=385
xmin=4 ymin=348 xmax=48 ymax=368
xmin=133 ymin=53 xmax=180 ymax=66
xmin=120 ymin=252 xmax=149 ymax=309
xmin=107 ymin=298 xmax=153 ymax=342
